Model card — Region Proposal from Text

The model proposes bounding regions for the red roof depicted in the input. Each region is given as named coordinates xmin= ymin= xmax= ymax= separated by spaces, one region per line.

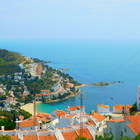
xmin=62 ymin=131 xmax=78 ymax=140
xmin=97 ymin=104 xmax=110 ymax=108
xmin=39 ymin=135 xmax=57 ymax=140
xmin=53 ymin=110 xmax=66 ymax=117
xmin=126 ymin=115 xmax=140 ymax=135
xmin=9 ymin=135 xmax=19 ymax=140
xmin=18 ymin=119 xmax=40 ymax=127
xmin=76 ymin=128 xmax=93 ymax=139
xmin=23 ymin=135 xmax=38 ymax=140
xmin=62 ymin=114 xmax=76 ymax=118
xmin=114 ymin=105 xmax=132 ymax=110
xmin=90 ymin=113 xmax=106 ymax=122
xmin=68 ymin=106 xmax=84 ymax=111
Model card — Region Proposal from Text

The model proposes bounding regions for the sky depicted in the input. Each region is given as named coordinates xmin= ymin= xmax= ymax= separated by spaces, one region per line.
xmin=0 ymin=0 xmax=140 ymax=40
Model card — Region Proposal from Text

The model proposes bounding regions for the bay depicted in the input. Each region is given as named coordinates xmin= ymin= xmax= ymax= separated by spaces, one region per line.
xmin=1 ymin=39 xmax=140 ymax=113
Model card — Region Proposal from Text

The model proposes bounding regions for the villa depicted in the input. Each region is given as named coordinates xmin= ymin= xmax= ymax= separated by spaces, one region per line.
xmin=105 ymin=115 xmax=140 ymax=139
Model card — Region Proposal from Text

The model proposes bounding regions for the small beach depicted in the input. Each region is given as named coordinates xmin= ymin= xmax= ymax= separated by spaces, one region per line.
xmin=20 ymin=101 xmax=41 ymax=115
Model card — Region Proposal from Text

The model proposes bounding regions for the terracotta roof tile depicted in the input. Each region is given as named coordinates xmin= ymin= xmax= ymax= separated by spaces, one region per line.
xmin=90 ymin=113 xmax=106 ymax=122
xmin=39 ymin=135 xmax=57 ymax=140
xmin=53 ymin=110 xmax=66 ymax=117
xmin=68 ymin=106 xmax=84 ymax=111
xmin=18 ymin=119 xmax=40 ymax=127
xmin=97 ymin=104 xmax=110 ymax=108
xmin=62 ymin=114 xmax=76 ymax=118
xmin=126 ymin=115 xmax=140 ymax=135
xmin=114 ymin=105 xmax=132 ymax=110
xmin=9 ymin=135 xmax=20 ymax=140
xmin=76 ymin=128 xmax=93 ymax=139
xmin=23 ymin=135 xmax=38 ymax=140
xmin=62 ymin=131 xmax=78 ymax=140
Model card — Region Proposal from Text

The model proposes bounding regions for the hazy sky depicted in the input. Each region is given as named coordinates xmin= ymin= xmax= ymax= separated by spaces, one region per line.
xmin=0 ymin=0 xmax=140 ymax=40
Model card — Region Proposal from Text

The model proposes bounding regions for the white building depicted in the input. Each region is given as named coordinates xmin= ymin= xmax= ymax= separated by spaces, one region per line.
xmin=113 ymin=105 xmax=132 ymax=114
xmin=105 ymin=115 xmax=140 ymax=139
xmin=97 ymin=103 xmax=111 ymax=115
xmin=17 ymin=119 xmax=40 ymax=131
xmin=137 ymin=86 xmax=140 ymax=110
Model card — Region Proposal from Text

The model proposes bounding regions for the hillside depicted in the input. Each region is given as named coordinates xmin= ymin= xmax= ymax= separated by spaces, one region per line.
xmin=0 ymin=49 xmax=25 ymax=75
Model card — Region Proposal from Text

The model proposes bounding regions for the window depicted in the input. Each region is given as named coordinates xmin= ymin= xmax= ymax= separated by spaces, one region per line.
xmin=120 ymin=131 xmax=123 ymax=137
xmin=124 ymin=127 xmax=127 ymax=132
xmin=110 ymin=128 xmax=112 ymax=133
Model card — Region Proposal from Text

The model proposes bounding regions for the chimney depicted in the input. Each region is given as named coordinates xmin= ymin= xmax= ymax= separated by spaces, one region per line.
xmin=1 ymin=126 xmax=4 ymax=131
xmin=35 ymin=126 xmax=38 ymax=131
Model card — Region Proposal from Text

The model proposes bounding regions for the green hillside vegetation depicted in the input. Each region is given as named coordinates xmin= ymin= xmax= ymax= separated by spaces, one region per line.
xmin=0 ymin=49 xmax=25 ymax=75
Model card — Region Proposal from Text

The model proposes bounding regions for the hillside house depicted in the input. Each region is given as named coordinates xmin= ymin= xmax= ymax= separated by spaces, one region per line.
xmin=105 ymin=115 xmax=140 ymax=139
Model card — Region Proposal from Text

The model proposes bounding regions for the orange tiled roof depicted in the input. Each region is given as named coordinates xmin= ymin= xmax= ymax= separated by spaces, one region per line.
xmin=9 ymin=135 xmax=19 ymax=140
xmin=107 ymin=119 xmax=125 ymax=122
xmin=39 ymin=135 xmax=57 ymax=140
xmin=126 ymin=115 xmax=140 ymax=135
xmin=68 ymin=106 xmax=84 ymax=111
xmin=62 ymin=130 xmax=79 ymax=140
xmin=53 ymin=110 xmax=66 ymax=117
xmin=76 ymin=128 xmax=93 ymax=139
xmin=65 ymin=114 xmax=76 ymax=118
xmin=97 ymin=104 xmax=110 ymax=108
xmin=91 ymin=113 xmax=106 ymax=122
xmin=37 ymin=113 xmax=51 ymax=118
xmin=18 ymin=119 xmax=40 ymax=127
xmin=23 ymin=135 xmax=38 ymax=140
xmin=114 ymin=105 xmax=132 ymax=110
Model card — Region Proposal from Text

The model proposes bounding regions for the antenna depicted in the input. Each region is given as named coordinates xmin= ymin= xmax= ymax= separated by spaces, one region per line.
xmin=33 ymin=93 xmax=36 ymax=130
xmin=79 ymin=92 xmax=85 ymax=137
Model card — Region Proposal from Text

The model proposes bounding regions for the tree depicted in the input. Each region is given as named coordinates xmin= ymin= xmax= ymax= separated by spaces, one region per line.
xmin=19 ymin=109 xmax=32 ymax=119
xmin=95 ymin=133 xmax=114 ymax=140
xmin=0 ymin=135 xmax=13 ymax=140
xmin=130 ymin=102 xmax=137 ymax=115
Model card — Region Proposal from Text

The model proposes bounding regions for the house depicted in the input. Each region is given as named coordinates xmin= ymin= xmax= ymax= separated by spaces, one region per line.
xmin=66 ymin=106 xmax=85 ymax=114
xmin=52 ymin=110 xmax=66 ymax=125
xmin=30 ymin=113 xmax=51 ymax=123
xmin=0 ymin=126 xmax=94 ymax=140
xmin=97 ymin=103 xmax=111 ymax=115
xmin=105 ymin=115 xmax=140 ymax=139
xmin=113 ymin=105 xmax=132 ymax=114
xmin=41 ymin=89 xmax=50 ymax=94
xmin=17 ymin=119 xmax=40 ymax=131
xmin=5 ymin=97 xmax=15 ymax=105
xmin=51 ymin=83 xmax=61 ymax=92
xmin=35 ymin=94 xmax=42 ymax=100
xmin=66 ymin=82 xmax=74 ymax=89
xmin=137 ymin=86 xmax=140 ymax=110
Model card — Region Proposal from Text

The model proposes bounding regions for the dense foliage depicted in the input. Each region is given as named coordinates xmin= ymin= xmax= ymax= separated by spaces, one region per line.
xmin=0 ymin=49 xmax=25 ymax=75
xmin=0 ymin=109 xmax=31 ymax=130
xmin=130 ymin=102 xmax=137 ymax=115
xmin=0 ymin=135 xmax=13 ymax=140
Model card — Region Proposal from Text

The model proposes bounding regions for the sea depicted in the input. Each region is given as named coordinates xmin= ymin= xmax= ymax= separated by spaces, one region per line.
xmin=1 ymin=39 xmax=140 ymax=113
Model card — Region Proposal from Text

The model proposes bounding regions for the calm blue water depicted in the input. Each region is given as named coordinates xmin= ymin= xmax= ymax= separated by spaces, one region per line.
xmin=1 ymin=40 xmax=140 ymax=113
